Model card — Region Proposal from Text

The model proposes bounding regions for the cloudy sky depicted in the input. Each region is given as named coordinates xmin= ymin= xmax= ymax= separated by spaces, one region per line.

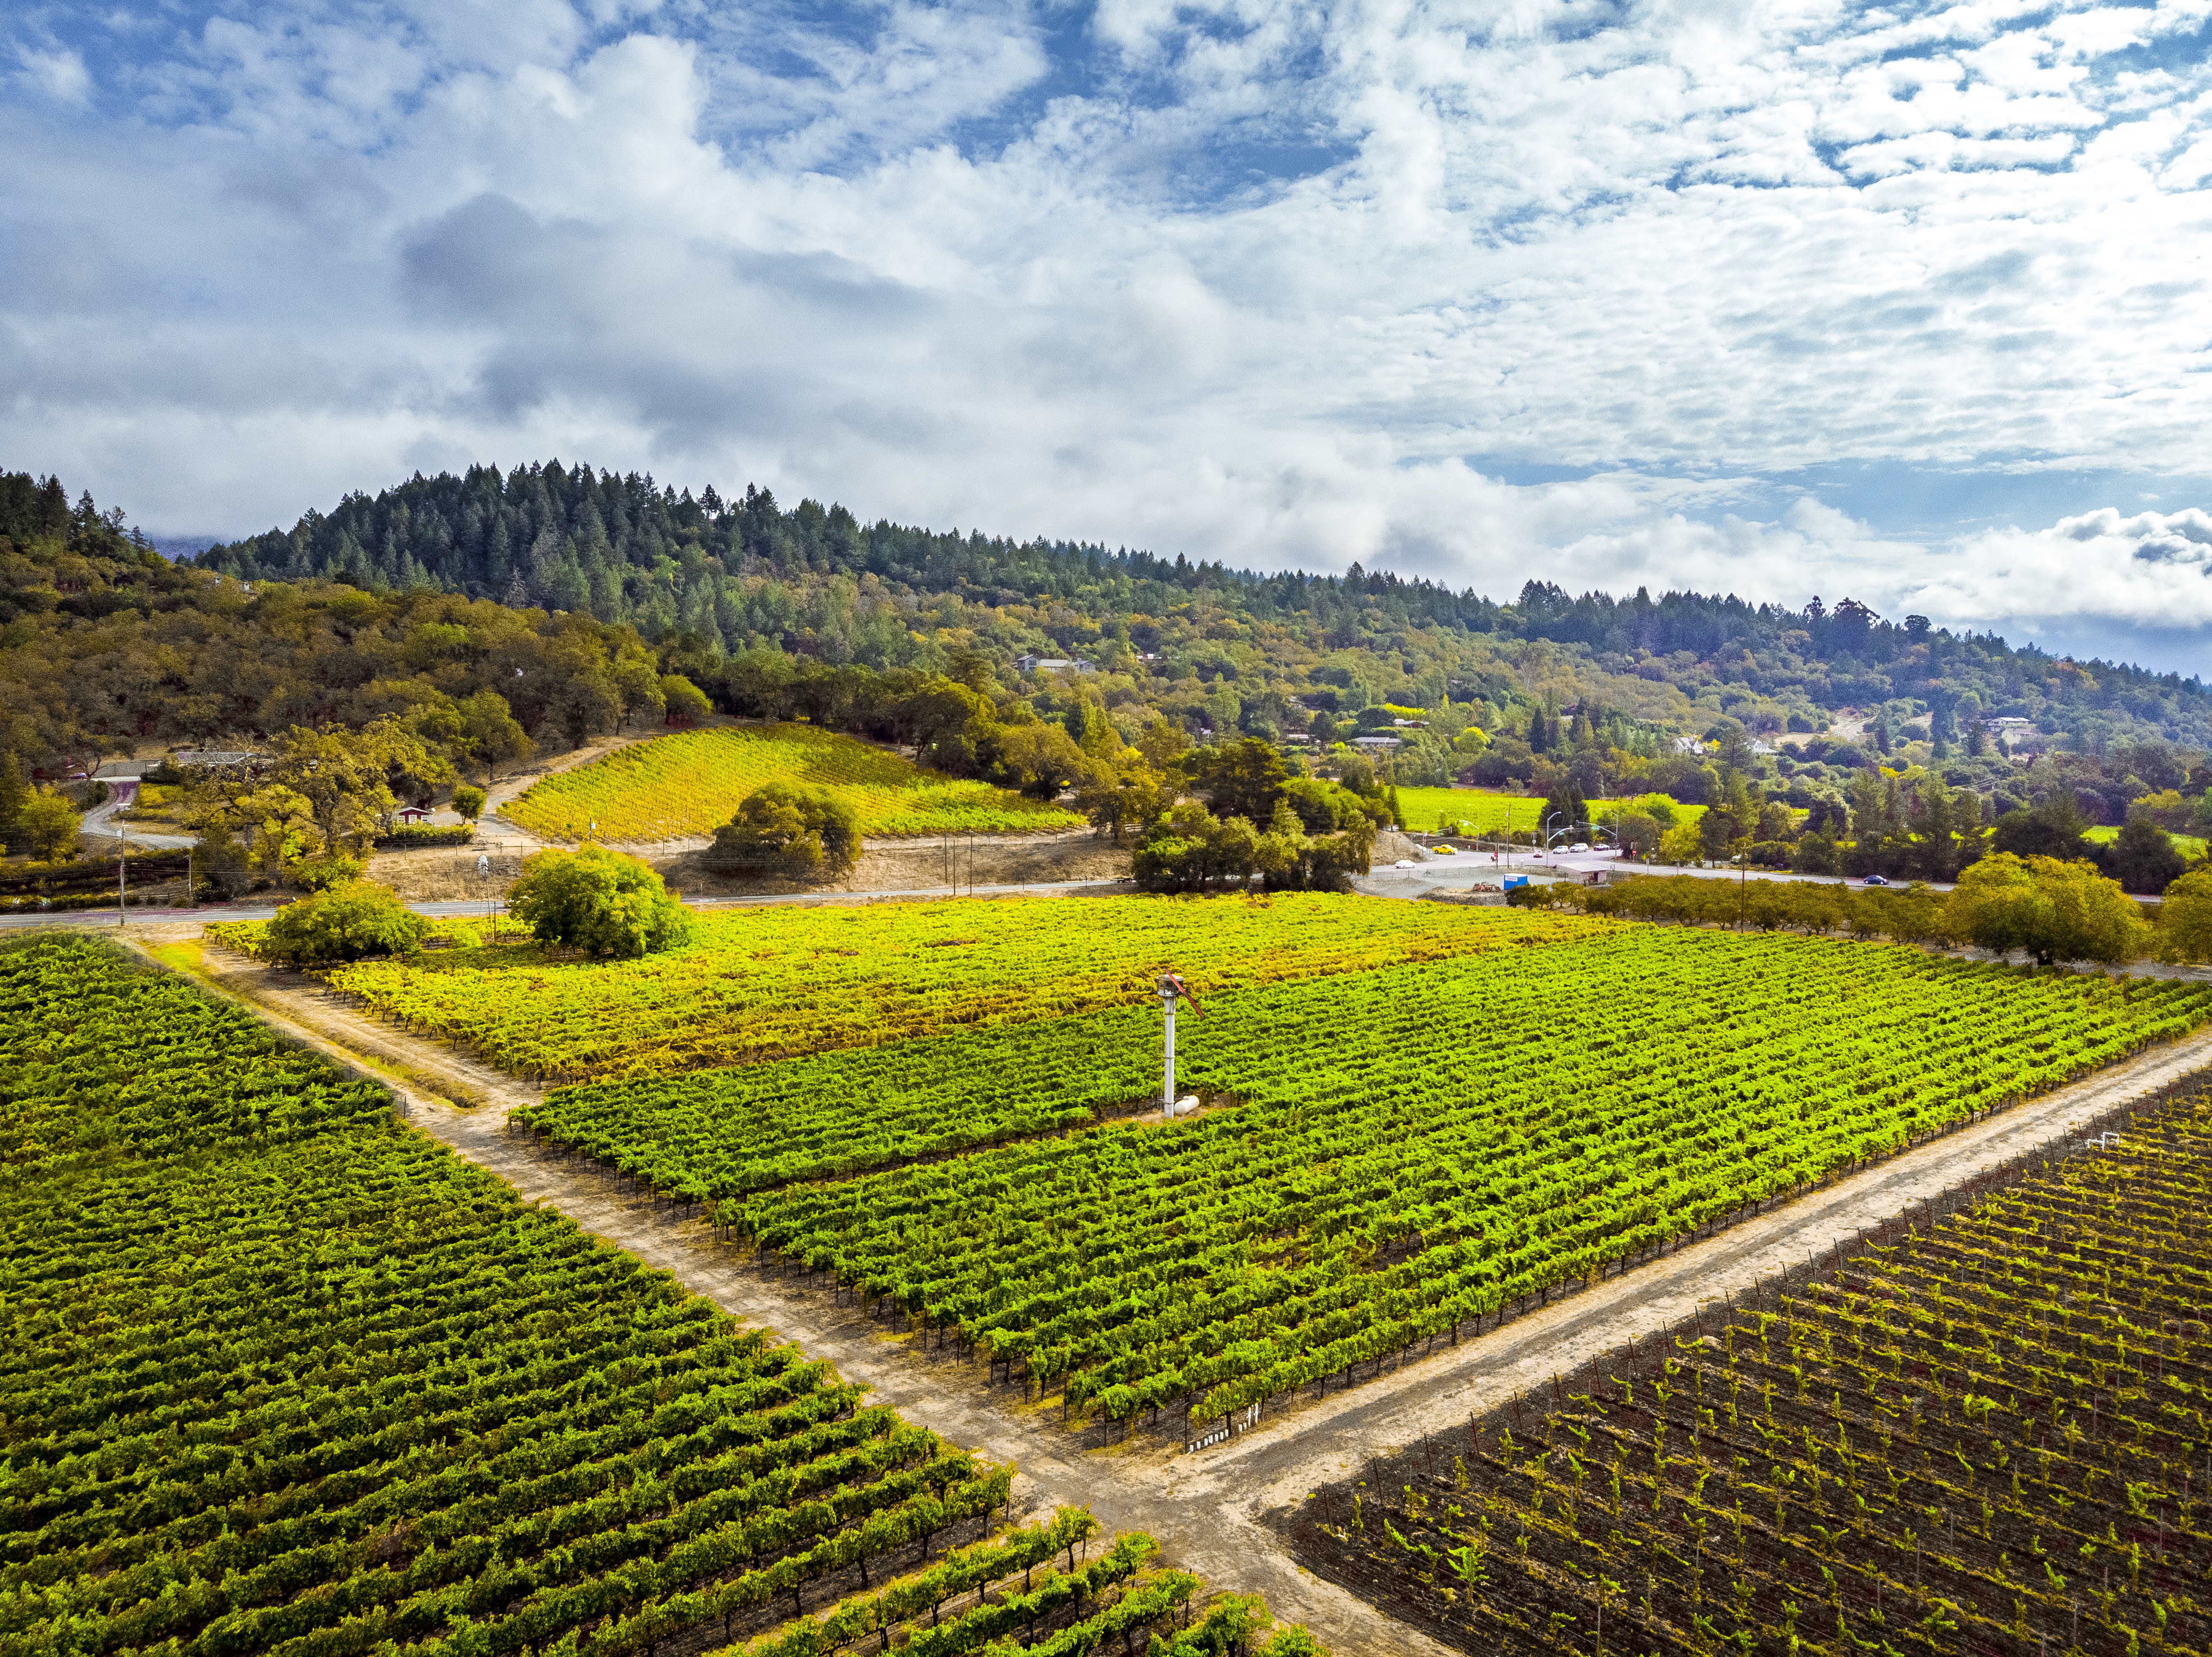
xmin=4 ymin=0 xmax=2211 ymax=667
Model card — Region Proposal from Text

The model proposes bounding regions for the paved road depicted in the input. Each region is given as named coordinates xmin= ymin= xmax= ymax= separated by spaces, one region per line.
xmin=1374 ymin=842 xmax=2163 ymax=910
xmin=139 ymin=940 xmax=2212 ymax=1657
xmin=1366 ymin=844 xmax=1953 ymax=892
xmin=79 ymin=781 xmax=196 ymax=849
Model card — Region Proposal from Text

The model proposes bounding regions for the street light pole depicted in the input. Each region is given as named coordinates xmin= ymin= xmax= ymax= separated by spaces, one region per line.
xmin=116 ymin=826 xmax=126 ymax=927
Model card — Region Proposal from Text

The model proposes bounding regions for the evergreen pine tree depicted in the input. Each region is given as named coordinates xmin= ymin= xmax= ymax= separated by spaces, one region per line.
xmin=484 ymin=515 xmax=513 ymax=596
xmin=0 ymin=750 xmax=26 ymax=851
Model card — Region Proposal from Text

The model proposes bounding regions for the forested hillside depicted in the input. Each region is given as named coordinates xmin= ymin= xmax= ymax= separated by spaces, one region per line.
xmin=3 ymin=465 xmax=2209 ymax=872
xmin=194 ymin=460 xmax=2211 ymax=751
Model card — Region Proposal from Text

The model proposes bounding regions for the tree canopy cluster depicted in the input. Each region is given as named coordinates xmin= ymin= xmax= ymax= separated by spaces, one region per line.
xmin=704 ymin=784 xmax=861 ymax=881
xmin=184 ymin=461 xmax=2212 ymax=758
xmin=1545 ymin=855 xmax=2169 ymax=966
xmin=1130 ymin=737 xmax=1381 ymax=892
xmin=173 ymin=462 xmax=2209 ymax=760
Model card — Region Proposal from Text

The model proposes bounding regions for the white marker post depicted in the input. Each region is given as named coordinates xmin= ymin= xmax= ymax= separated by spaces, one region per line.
xmin=1156 ymin=971 xmax=1203 ymax=1112
xmin=1160 ymin=975 xmax=1177 ymax=1107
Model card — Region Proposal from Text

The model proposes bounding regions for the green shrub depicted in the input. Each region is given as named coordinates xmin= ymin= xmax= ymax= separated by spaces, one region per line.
xmin=2158 ymin=866 xmax=2212 ymax=964
xmin=372 ymin=824 xmax=476 ymax=849
xmin=262 ymin=880 xmax=428 ymax=965
xmin=660 ymin=674 xmax=713 ymax=724
xmin=289 ymin=851 xmax=365 ymax=890
xmin=19 ymin=790 xmax=80 ymax=860
xmin=508 ymin=844 xmax=693 ymax=959
xmin=1946 ymin=854 xmax=2145 ymax=964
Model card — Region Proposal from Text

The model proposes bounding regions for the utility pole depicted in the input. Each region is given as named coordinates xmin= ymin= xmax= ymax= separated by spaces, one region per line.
xmin=116 ymin=826 xmax=127 ymax=927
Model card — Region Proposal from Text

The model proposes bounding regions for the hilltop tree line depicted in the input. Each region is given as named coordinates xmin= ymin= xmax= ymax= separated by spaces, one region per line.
xmin=190 ymin=460 xmax=2211 ymax=749
xmin=5 ymin=464 xmax=2211 ymax=889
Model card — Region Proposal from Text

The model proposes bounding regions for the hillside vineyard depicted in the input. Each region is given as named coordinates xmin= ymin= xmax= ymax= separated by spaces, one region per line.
xmin=503 ymin=725 xmax=1085 ymax=842
xmin=260 ymin=894 xmax=1595 ymax=1080
xmin=1297 ymin=1097 xmax=2212 ymax=1656
xmin=0 ymin=938 xmax=1322 ymax=1657
xmin=225 ymin=895 xmax=2212 ymax=1435
xmin=709 ymin=935 xmax=2209 ymax=1429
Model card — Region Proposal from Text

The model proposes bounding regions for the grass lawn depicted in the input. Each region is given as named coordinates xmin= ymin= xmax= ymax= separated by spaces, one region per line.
xmin=1391 ymin=784 xmax=1707 ymax=837
xmin=2085 ymin=824 xmax=2208 ymax=858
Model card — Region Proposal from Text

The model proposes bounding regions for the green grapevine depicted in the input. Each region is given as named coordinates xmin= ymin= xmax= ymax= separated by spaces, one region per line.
xmin=0 ymin=936 xmax=1326 ymax=1657
xmin=222 ymin=892 xmax=1597 ymax=1080
xmin=1311 ymin=1094 xmax=2212 ymax=1655
xmin=543 ymin=929 xmax=2210 ymax=1429
xmin=0 ymin=937 xmax=1008 ymax=1657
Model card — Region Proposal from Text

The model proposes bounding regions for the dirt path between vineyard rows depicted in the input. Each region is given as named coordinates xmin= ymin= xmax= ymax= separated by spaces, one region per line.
xmin=158 ymin=941 xmax=2212 ymax=1657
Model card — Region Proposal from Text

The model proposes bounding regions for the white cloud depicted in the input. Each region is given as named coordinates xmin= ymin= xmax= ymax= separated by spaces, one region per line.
xmin=3 ymin=0 xmax=2212 ymax=665
xmin=15 ymin=45 xmax=89 ymax=102
xmin=1916 ymin=507 xmax=2212 ymax=631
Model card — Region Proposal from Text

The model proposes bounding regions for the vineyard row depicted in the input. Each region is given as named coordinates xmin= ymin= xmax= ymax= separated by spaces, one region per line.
xmin=0 ymin=938 xmax=1326 ymax=1657
xmin=233 ymin=892 xmax=1597 ymax=1081
xmin=509 ymin=928 xmax=2210 ymax=1435
xmin=1289 ymin=1085 xmax=2212 ymax=1657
